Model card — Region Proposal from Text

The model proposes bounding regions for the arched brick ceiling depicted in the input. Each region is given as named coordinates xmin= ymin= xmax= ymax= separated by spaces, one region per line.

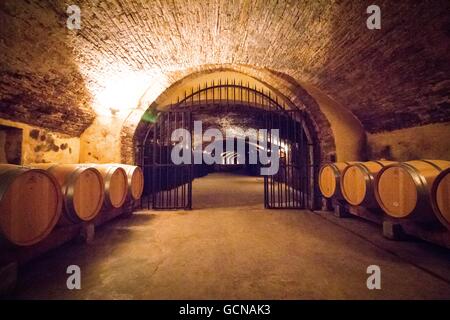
xmin=1 ymin=0 xmax=449 ymax=136
xmin=120 ymin=66 xmax=340 ymax=164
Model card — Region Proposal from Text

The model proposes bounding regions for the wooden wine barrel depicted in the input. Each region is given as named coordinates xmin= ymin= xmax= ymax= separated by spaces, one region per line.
xmin=111 ymin=164 xmax=144 ymax=200
xmin=341 ymin=160 xmax=396 ymax=207
xmin=32 ymin=164 xmax=104 ymax=224
xmin=0 ymin=164 xmax=62 ymax=246
xmin=87 ymin=164 xmax=128 ymax=208
xmin=319 ymin=162 xmax=357 ymax=198
xmin=431 ymin=168 xmax=450 ymax=229
xmin=375 ymin=160 xmax=450 ymax=223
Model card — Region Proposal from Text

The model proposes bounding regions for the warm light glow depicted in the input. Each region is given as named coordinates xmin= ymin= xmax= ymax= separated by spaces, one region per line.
xmin=279 ymin=141 xmax=290 ymax=154
xmin=75 ymin=55 xmax=170 ymax=119
xmin=94 ymin=71 xmax=155 ymax=117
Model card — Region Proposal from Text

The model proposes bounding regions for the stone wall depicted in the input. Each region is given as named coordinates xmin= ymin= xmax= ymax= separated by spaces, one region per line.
xmin=367 ymin=122 xmax=450 ymax=161
xmin=298 ymin=82 xmax=365 ymax=162
xmin=0 ymin=125 xmax=22 ymax=164
xmin=120 ymin=67 xmax=340 ymax=165
xmin=79 ymin=116 xmax=123 ymax=163
xmin=0 ymin=119 xmax=80 ymax=164
xmin=1 ymin=0 xmax=449 ymax=137
xmin=0 ymin=0 xmax=448 ymax=166
xmin=0 ymin=0 xmax=95 ymax=136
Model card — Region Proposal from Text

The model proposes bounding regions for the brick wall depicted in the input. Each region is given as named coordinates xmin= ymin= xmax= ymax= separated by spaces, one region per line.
xmin=0 ymin=0 xmax=448 ymax=163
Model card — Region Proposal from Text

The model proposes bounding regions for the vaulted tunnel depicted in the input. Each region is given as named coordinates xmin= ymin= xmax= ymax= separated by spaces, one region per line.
xmin=0 ymin=0 xmax=450 ymax=300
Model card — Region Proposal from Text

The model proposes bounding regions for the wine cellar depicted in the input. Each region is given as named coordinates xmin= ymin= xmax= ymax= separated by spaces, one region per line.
xmin=0 ymin=0 xmax=449 ymax=300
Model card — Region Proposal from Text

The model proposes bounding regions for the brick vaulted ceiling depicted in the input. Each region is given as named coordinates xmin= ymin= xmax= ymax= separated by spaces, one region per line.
xmin=0 ymin=0 xmax=449 ymax=136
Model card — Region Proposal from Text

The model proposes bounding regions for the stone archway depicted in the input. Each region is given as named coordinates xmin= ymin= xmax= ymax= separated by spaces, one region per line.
xmin=133 ymin=78 xmax=323 ymax=210
xmin=119 ymin=65 xmax=343 ymax=165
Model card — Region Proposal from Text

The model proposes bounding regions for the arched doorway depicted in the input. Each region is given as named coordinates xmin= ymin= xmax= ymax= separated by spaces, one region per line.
xmin=136 ymin=80 xmax=319 ymax=210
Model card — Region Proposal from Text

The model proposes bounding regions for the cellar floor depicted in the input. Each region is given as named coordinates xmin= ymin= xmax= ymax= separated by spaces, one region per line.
xmin=12 ymin=172 xmax=450 ymax=299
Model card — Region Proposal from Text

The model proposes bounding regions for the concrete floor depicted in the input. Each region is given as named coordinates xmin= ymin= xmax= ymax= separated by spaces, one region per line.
xmin=12 ymin=173 xmax=450 ymax=299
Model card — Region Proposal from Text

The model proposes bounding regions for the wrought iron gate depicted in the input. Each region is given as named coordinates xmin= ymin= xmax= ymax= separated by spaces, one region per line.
xmin=264 ymin=110 xmax=312 ymax=209
xmin=140 ymin=110 xmax=193 ymax=210
xmin=137 ymin=80 xmax=317 ymax=211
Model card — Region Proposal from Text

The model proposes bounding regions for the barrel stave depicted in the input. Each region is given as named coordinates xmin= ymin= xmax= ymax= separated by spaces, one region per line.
xmin=107 ymin=163 xmax=144 ymax=201
xmin=31 ymin=164 xmax=105 ymax=224
xmin=319 ymin=162 xmax=355 ymax=199
xmin=0 ymin=165 xmax=62 ymax=246
xmin=430 ymin=168 xmax=450 ymax=229
xmin=341 ymin=161 xmax=394 ymax=207
xmin=89 ymin=164 xmax=128 ymax=208
xmin=375 ymin=160 xmax=450 ymax=224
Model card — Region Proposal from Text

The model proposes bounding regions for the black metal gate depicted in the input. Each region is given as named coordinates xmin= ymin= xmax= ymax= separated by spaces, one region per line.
xmin=140 ymin=110 xmax=193 ymax=210
xmin=137 ymin=80 xmax=317 ymax=211
xmin=264 ymin=110 xmax=312 ymax=209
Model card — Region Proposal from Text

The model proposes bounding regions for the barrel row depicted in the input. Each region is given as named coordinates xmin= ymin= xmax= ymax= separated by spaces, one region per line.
xmin=0 ymin=163 xmax=144 ymax=246
xmin=319 ymin=160 xmax=450 ymax=230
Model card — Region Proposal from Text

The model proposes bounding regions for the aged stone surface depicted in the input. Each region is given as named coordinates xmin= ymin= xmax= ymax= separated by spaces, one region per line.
xmin=119 ymin=66 xmax=339 ymax=164
xmin=135 ymin=103 xmax=311 ymax=145
xmin=367 ymin=122 xmax=450 ymax=161
xmin=0 ymin=0 xmax=95 ymax=136
xmin=79 ymin=116 xmax=124 ymax=163
xmin=0 ymin=124 xmax=22 ymax=164
xmin=0 ymin=118 xmax=80 ymax=164
xmin=1 ymin=0 xmax=449 ymax=138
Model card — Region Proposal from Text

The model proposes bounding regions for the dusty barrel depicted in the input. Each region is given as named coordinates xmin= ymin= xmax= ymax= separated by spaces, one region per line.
xmin=341 ymin=160 xmax=396 ymax=207
xmin=88 ymin=164 xmax=128 ymax=208
xmin=110 ymin=164 xmax=144 ymax=200
xmin=375 ymin=160 xmax=450 ymax=223
xmin=32 ymin=164 xmax=105 ymax=223
xmin=0 ymin=164 xmax=62 ymax=246
xmin=319 ymin=162 xmax=357 ymax=198
xmin=431 ymin=168 xmax=450 ymax=229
